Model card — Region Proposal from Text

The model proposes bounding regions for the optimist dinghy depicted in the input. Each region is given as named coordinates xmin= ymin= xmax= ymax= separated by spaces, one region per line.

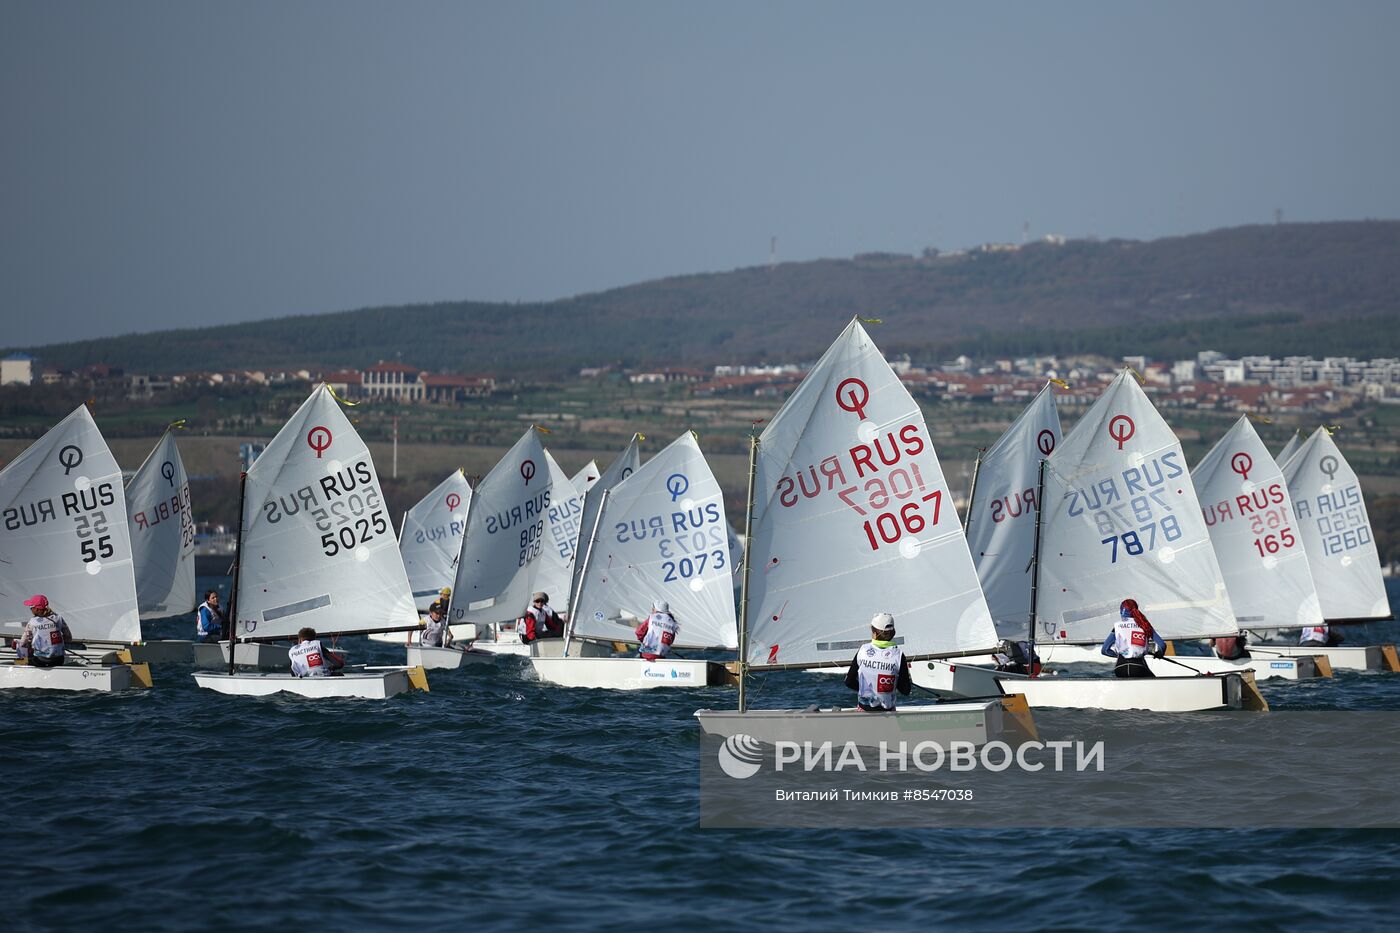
xmin=190 ymin=385 xmax=426 ymax=699
xmin=693 ymin=319 xmax=1034 ymax=746
xmin=0 ymin=405 xmax=153 ymax=692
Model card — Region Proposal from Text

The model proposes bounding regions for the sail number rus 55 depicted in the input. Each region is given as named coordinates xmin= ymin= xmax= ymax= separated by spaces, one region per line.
xmin=3 ymin=481 xmax=120 ymax=566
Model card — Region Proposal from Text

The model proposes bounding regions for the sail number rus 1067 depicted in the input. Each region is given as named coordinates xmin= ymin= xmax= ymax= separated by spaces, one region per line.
xmin=776 ymin=422 xmax=944 ymax=553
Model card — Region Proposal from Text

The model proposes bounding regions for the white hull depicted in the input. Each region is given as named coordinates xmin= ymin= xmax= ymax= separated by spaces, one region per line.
xmin=469 ymin=641 xmax=530 ymax=658
xmin=1004 ymin=672 xmax=1261 ymax=711
xmin=694 ymin=697 xmax=1037 ymax=748
xmin=406 ymin=645 xmax=496 ymax=669
xmin=125 ymin=640 xmax=195 ymax=664
xmin=1144 ymin=654 xmax=1325 ymax=681
xmin=369 ymin=623 xmax=482 ymax=645
xmin=531 ymin=655 xmax=733 ymax=690
xmin=1247 ymin=644 xmax=1398 ymax=672
xmin=0 ymin=662 xmax=144 ymax=692
xmin=192 ymin=667 xmax=425 ymax=698
xmin=911 ymin=659 xmax=1028 ymax=699
xmin=0 ymin=645 xmax=125 ymax=665
xmin=192 ymin=641 xmax=292 ymax=670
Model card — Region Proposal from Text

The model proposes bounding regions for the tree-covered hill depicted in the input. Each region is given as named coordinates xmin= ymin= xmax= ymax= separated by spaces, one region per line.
xmin=12 ymin=220 xmax=1399 ymax=374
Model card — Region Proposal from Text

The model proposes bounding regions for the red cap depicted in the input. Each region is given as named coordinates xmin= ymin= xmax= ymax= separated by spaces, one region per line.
xmin=23 ymin=594 xmax=49 ymax=609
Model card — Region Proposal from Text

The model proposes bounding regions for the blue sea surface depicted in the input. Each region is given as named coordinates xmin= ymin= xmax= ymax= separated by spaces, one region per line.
xmin=5 ymin=578 xmax=1400 ymax=931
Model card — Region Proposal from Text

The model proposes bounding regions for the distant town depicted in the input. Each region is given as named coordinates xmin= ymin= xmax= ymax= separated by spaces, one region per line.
xmin=6 ymin=348 xmax=1395 ymax=419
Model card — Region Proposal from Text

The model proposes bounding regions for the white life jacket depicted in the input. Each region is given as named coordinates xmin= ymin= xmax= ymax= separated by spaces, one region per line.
xmin=196 ymin=601 xmax=223 ymax=639
xmin=1299 ymin=624 xmax=1329 ymax=646
xmin=289 ymin=639 xmax=330 ymax=677
xmin=1112 ymin=617 xmax=1151 ymax=659
xmin=639 ymin=611 xmax=679 ymax=658
xmin=855 ymin=641 xmax=904 ymax=710
xmin=421 ymin=615 xmax=448 ymax=647
xmin=27 ymin=616 xmax=66 ymax=659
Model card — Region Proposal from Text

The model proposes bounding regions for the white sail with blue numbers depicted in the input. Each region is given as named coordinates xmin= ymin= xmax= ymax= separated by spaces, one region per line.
xmin=449 ymin=427 xmax=552 ymax=627
xmin=1280 ymin=427 xmax=1389 ymax=622
xmin=1193 ymin=416 xmax=1322 ymax=633
xmin=533 ymin=449 xmax=584 ymax=609
xmin=1035 ymin=371 xmax=1237 ymax=644
xmin=0 ymin=405 xmax=141 ymax=643
xmin=569 ymin=435 xmax=643 ymax=602
xmin=126 ymin=429 xmax=197 ymax=620
xmin=745 ymin=318 xmax=998 ymax=669
xmin=568 ymin=432 xmax=737 ymax=650
xmin=399 ymin=469 xmax=472 ymax=609
xmin=231 ymin=385 xmax=417 ymax=639
xmin=965 ymin=382 xmax=1062 ymax=639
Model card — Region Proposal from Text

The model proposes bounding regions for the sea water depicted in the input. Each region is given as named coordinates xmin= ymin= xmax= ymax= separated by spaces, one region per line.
xmin=4 ymin=577 xmax=1400 ymax=930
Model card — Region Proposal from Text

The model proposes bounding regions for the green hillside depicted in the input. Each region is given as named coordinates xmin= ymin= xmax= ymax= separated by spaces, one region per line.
xmin=12 ymin=220 xmax=1400 ymax=374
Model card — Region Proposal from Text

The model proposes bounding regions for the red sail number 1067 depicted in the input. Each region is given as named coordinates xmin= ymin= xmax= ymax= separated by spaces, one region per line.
xmin=845 ymin=464 xmax=943 ymax=551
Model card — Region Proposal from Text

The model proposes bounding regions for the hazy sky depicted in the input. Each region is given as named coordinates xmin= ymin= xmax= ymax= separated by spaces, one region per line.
xmin=3 ymin=1 xmax=1397 ymax=347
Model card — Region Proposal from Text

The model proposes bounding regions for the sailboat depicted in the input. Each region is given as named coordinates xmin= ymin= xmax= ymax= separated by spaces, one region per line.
xmin=443 ymin=426 xmax=556 ymax=658
xmin=122 ymin=427 xmax=201 ymax=664
xmin=399 ymin=469 xmax=472 ymax=611
xmin=694 ymin=319 xmax=1036 ymax=748
xmin=569 ymin=435 xmax=643 ymax=602
xmin=533 ymin=449 xmax=585 ymax=612
xmin=1184 ymin=415 xmax=1331 ymax=679
xmin=192 ymin=385 xmax=428 ymax=698
xmin=1276 ymin=429 xmax=1304 ymax=469
xmin=1255 ymin=427 xmax=1399 ymax=672
xmin=532 ymin=432 xmax=738 ymax=689
xmin=910 ymin=383 xmax=1061 ymax=697
xmin=1004 ymin=371 xmax=1266 ymax=710
xmin=0 ymin=405 xmax=154 ymax=691
xmin=571 ymin=460 xmax=600 ymax=495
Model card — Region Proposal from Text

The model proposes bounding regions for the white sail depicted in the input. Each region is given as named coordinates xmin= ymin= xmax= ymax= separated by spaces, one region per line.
xmin=570 ymin=432 xmax=737 ymax=649
xmin=0 ymin=405 xmax=140 ymax=643
xmin=126 ymin=429 xmax=197 ymax=619
xmin=965 ymin=383 xmax=1062 ymax=639
xmin=233 ymin=386 xmax=416 ymax=639
xmin=746 ymin=319 xmax=998 ymax=668
xmin=399 ymin=470 xmax=472 ymax=607
xmin=449 ymin=427 xmax=551 ymax=626
xmin=1276 ymin=429 xmax=1304 ymax=469
xmin=535 ymin=449 xmax=584 ymax=606
xmin=1193 ymin=416 xmax=1323 ymax=631
xmin=1281 ymin=428 xmax=1389 ymax=621
xmin=726 ymin=521 xmax=745 ymax=594
xmin=571 ymin=461 xmax=600 ymax=495
xmin=1036 ymin=371 xmax=1237 ymax=643
xmin=569 ymin=436 xmax=643 ymax=601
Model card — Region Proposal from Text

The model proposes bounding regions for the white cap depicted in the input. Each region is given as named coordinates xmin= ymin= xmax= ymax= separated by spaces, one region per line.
xmin=655 ymin=600 xmax=670 ymax=613
xmin=870 ymin=612 xmax=895 ymax=633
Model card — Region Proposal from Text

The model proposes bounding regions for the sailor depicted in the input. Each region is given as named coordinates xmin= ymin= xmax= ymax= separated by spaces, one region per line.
xmin=1101 ymin=598 xmax=1166 ymax=677
xmin=420 ymin=602 xmax=452 ymax=648
xmin=14 ymin=595 xmax=74 ymax=668
xmin=635 ymin=601 xmax=679 ymax=661
xmin=992 ymin=639 xmax=1040 ymax=676
xmin=195 ymin=590 xmax=227 ymax=643
xmin=289 ymin=627 xmax=345 ymax=678
xmin=844 ymin=613 xmax=912 ymax=711
xmin=518 ymin=592 xmax=565 ymax=643
xmin=1210 ymin=632 xmax=1251 ymax=660
xmin=1299 ymin=622 xmax=1342 ymax=648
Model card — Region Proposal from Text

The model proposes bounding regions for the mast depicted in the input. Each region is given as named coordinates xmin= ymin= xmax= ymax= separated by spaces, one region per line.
xmin=1027 ymin=458 xmax=1046 ymax=660
xmin=962 ymin=449 xmax=984 ymax=535
xmin=563 ymin=489 xmax=610 ymax=658
xmin=737 ymin=427 xmax=760 ymax=714
xmin=226 ymin=470 xmax=248 ymax=676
